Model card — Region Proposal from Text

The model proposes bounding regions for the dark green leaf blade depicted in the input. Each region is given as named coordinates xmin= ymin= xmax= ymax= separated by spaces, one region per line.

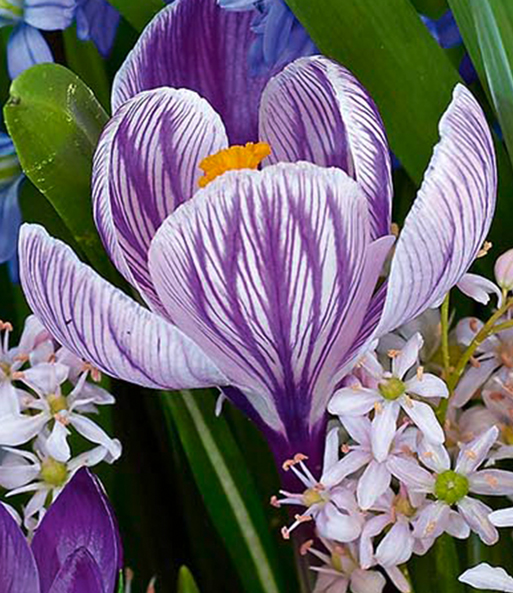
xmin=106 ymin=0 xmax=164 ymax=31
xmin=177 ymin=567 xmax=201 ymax=593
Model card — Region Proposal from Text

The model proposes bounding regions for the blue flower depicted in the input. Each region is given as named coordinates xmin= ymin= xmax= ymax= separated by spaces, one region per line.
xmin=0 ymin=133 xmax=23 ymax=280
xmin=218 ymin=0 xmax=317 ymax=74
xmin=75 ymin=0 xmax=120 ymax=57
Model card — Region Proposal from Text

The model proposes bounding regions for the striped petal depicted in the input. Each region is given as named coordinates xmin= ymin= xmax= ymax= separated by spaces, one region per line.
xmin=19 ymin=224 xmax=226 ymax=391
xmin=93 ymin=87 xmax=228 ymax=310
xmin=378 ymin=84 xmax=496 ymax=335
xmin=260 ymin=56 xmax=392 ymax=239
xmin=149 ymin=162 xmax=393 ymax=441
xmin=112 ymin=0 xmax=276 ymax=144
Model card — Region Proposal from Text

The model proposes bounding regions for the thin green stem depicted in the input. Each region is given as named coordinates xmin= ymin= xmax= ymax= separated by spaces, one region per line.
xmin=489 ymin=319 xmax=513 ymax=336
xmin=441 ymin=292 xmax=451 ymax=378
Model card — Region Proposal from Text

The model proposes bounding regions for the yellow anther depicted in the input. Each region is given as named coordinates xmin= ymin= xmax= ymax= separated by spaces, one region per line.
xmin=198 ymin=142 xmax=271 ymax=188
xmin=417 ymin=366 xmax=425 ymax=381
xmin=295 ymin=514 xmax=313 ymax=523
xmin=390 ymin=223 xmax=400 ymax=237
xmin=426 ymin=521 xmax=436 ymax=535
xmin=294 ymin=453 xmax=309 ymax=463
xmin=282 ymin=459 xmax=295 ymax=471
xmin=478 ymin=241 xmax=493 ymax=258
xmin=465 ymin=449 xmax=478 ymax=460
xmin=374 ymin=401 xmax=383 ymax=414
xmin=387 ymin=349 xmax=401 ymax=358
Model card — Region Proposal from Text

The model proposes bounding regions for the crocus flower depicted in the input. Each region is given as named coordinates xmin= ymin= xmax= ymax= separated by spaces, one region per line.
xmin=19 ymin=0 xmax=496 ymax=471
xmin=388 ymin=426 xmax=513 ymax=545
xmin=218 ymin=0 xmax=316 ymax=74
xmin=0 ymin=467 xmax=122 ymax=593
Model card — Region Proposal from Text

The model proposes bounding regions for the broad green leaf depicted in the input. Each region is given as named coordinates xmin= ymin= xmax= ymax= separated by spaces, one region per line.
xmin=106 ymin=0 xmax=164 ymax=31
xmin=162 ymin=390 xmax=287 ymax=593
xmin=284 ymin=0 xmax=461 ymax=184
xmin=411 ymin=0 xmax=448 ymax=18
xmin=410 ymin=534 xmax=464 ymax=593
xmin=4 ymin=64 xmax=121 ymax=285
xmin=177 ymin=567 xmax=200 ymax=593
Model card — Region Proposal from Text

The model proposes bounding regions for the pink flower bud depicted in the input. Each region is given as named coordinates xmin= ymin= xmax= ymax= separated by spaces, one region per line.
xmin=495 ymin=249 xmax=513 ymax=290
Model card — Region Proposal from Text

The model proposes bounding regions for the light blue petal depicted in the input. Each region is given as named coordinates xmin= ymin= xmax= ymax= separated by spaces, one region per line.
xmin=23 ymin=0 xmax=75 ymax=31
xmin=217 ymin=0 xmax=254 ymax=10
xmin=7 ymin=23 xmax=53 ymax=79
xmin=0 ymin=133 xmax=15 ymax=157
xmin=75 ymin=0 xmax=120 ymax=56
xmin=0 ymin=176 xmax=23 ymax=264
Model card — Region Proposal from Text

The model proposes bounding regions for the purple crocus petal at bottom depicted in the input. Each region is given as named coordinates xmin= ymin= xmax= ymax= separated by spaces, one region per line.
xmin=75 ymin=0 xmax=120 ymax=57
xmin=0 ymin=503 xmax=40 ymax=593
xmin=378 ymin=84 xmax=497 ymax=336
xmin=19 ymin=224 xmax=226 ymax=391
xmin=47 ymin=548 xmax=104 ymax=593
xmin=460 ymin=564 xmax=513 ymax=593
xmin=32 ymin=469 xmax=121 ymax=593
xmin=0 ymin=176 xmax=22 ymax=264
xmin=7 ymin=23 xmax=53 ymax=80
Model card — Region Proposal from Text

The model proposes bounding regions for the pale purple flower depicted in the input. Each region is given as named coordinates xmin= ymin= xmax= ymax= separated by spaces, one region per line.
xmin=19 ymin=0 xmax=496 ymax=469
xmin=456 ymin=272 xmax=502 ymax=306
xmin=388 ymin=426 xmax=513 ymax=545
xmin=495 ymin=249 xmax=513 ymax=291
xmin=329 ymin=333 xmax=448 ymax=460
xmin=0 ymin=467 xmax=122 ymax=593
xmin=460 ymin=564 xmax=513 ymax=592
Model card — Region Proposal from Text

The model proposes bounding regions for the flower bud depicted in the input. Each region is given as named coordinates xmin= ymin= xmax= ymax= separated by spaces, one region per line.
xmin=495 ymin=249 xmax=513 ymax=290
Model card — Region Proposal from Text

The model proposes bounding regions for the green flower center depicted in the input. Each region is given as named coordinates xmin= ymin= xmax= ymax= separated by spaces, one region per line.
xmin=40 ymin=458 xmax=68 ymax=487
xmin=0 ymin=0 xmax=22 ymax=18
xmin=48 ymin=393 xmax=68 ymax=415
xmin=434 ymin=470 xmax=469 ymax=504
xmin=302 ymin=487 xmax=324 ymax=507
xmin=378 ymin=377 xmax=406 ymax=401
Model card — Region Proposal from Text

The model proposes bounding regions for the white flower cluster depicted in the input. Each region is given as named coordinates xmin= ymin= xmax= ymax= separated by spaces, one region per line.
xmin=0 ymin=315 xmax=121 ymax=529
xmin=274 ymin=257 xmax=513 ymax=593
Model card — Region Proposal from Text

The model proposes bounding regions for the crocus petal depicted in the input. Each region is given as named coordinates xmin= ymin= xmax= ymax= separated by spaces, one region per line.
xmin=149 ymin=162 xmax=393 ymax=437
xmin=259 ymin=56 xmax=392 ymax=238
xmin=455 ymin=425 xmax=499 ymax=474
xmin=457 ymin=496 xmax=498 ymax=545
xmin=489 ymin=507 xmax=513 ymax=527
xmin=446 ymin=510 xmax=471 ymax=539
xmin=457 ymin=273 xmax=502 ymax=306
xmin=413 ymin=500 xmax=450 ymax=539
xmin=350 ymin=569 xmax=386 ymax=593
xmin=460 ymin=564 xmax=513 ymax=592
xmin=0 ymin=503 xmax=40 ymax=593
xmin=357 ymin=460 xmax=391 ymax=510
xmin=328 ymin=387 xmax=380 ymax=417
xmin=316 ymin=502 xmax=362 ymax=543
xmin=46 ymin=420 xmax=71 ymax=463
xmin=0 ymin=177 xmax=22 ymax=264
xmin=69 ymin=415 xmax=122 ymax=460
xmin=469 ymin=469 xmax=513 ymax=496
xmin=371 ymin=401 xmax=400 ymax=462
xmin=392 ymin=332 xmax=422 ymax=379
xmin=112 ymin=0 xmax=276 ymax=144
xmin=417 ymin=438 xmax=451 ymax=473
xmin=375 ymin=521 xmax=414 ymax=567
xmin=450 ymin=358 xmax=498 ymax=408
xmin=32 ymin=468 xmax=121 ymax=593
xmin=377 ymin=84 xmax=496 ymax=335
xmin=93 ymin=87 xmax=228 ymax=309
xmin=7 ymin=24 xmax=53 ymax=80
xmin=0 ymin=412 xmax=47 ymax=447
xmin=23 ymin=0 xmax=75 ymax=30
xmin=19 ymin=224 xmax=226 ymax=392
xmin=401 ymin=398 xmax=444 ymax=444
xmin=47 ymin=548 xmax=104 ymax=593
xmin=406 ymin=373 xmax=449 ymax=399
xmin=387 ymin=456 xmax=435 ymax=492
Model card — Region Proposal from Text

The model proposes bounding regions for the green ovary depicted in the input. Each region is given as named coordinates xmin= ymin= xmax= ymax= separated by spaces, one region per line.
xmin=40 ymin=458 xmax=68 ymax=487
xmin=434 ymin=470 xmax=469 ymax=505
xmin=378 ymin=377 xmax=406 ymax=400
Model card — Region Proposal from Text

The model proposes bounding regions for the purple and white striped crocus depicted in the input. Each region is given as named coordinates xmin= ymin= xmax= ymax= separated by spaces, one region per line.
xmin=0 ymin=467 xmax=122 ymax=593
xmin=18 ymin=0 xmax=496 ymax=471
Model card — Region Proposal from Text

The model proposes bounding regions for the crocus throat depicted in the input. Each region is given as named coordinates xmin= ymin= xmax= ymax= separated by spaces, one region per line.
xmin=198 ymin=142 xmax=271 ymax=187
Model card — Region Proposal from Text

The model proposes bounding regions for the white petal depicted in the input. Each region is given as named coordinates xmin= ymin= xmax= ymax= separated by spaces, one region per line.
xmin=329 ymin=388 xmax=380 ymax=417
xmin=371 ymin=401 xmax=400 ymax=462
xmin=401 ymin=398 xmax=444 ymax=444
xmin=489 ymin=507 xmax=513 ymax=527
xmin=316 ymin=503 xmax=362 ymax=543
xmin=451 ymin=358 xmax=498 ymax=408
xmin=357 ymin=461 xmax=391 ymax=510
xmin=69 ymin=414 xmax=122 ymax=460
xmin=446 ymin=510 xmax=471 ymax=539
xmin=392 ymin=333 xmax=423 ymax=379
xmin=455 ymin=425 xmax=499 ymax=474
xmin=0 ymin=381 xmax=21 ymax=416
xmin=45 ymin=421 xmax=71 ymax=463
xmin=457 ymin=273 xmax=502 ymax=306
xmin=375 ymin=521 xmax=413 ymax=567
xmin=350 ymin=569 xmax=386 ymax=593
xmin=413 ymin=500 xmax=450 ymax=539
xmin=0 ymin=413 xmax=48 ymax=447
xmin=417 ymin=438 xmax=451 ymax=473
xmin=322 ymin=450 xmax=370 ymax=489
xmin=340 ymin=415 xmax=372 ymax=447
xmin=323 ymin=427 xmax=340 ymax=472
xmin=386 ymin=456 xmax=435 ymax=493
xmin=457 ymin=496 xmax=498 ymax=545
xmin=384 ymin=566 xmax=411 ymax=593
xmin=459 ymin=564 xmax=513 ymax=592
xmin=406 ymin=374 xmax=449 ymax=399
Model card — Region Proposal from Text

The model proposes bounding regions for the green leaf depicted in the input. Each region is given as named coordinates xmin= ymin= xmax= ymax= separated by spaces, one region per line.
xmin=284 ymin=0 xmax=460 ymax=184
xmin=410 ymin=534 xmax=464 ymax=593
xmin=162 ymin=390 xmax=287 ymax=593
xmin=117 ymin=570 xmax=124 ymax=593
xmin=106 ymin=0 xmax=164 ymax=31
xmin=410 ymin=0 xmax=448 ymax=18
xmin=4 ymin=64 xmax=121 ymax=285
xmin=177 ymin=567 xmax=201 ymax=593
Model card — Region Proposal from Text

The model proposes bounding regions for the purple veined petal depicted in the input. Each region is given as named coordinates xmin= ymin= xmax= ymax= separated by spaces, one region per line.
xmin=75 ymin=0 xmax=120 ymax=57
xmin=19 ymin=224 xmax=227 ymax=392
xmin=405 ymin=373 xmax=449 ymax=399
xmin=149 ymin=162 xmax=391 ymax=440
xmin=455 ymin=425 xmax=499 ymax=475
xmin=23 ymin=0 xmax=75 ymax=30
xmin=69 ymin=414 xmax=122 ymax=460
xmin=322 ymin=449 xmax=371 ymax=489
xmin=417 ymin=438 xmax=451 ymax=473
xmin=315 ymin=502 xmax=363 ymax=543
xmin=357 ymin=460 xmax=391 ymax=510
xmin=350 ymin=569 xmax=386 ymax=593
xmin=413 ymin=500 xmax=450 ymax=539
xmin=377 ymin=84 xmax=496 ymax=335
xmin=47 ymin=548 xmax=104 ymax=593
xmin=490 ymin=507 xmax=513 ymax=527
xmin=469 ymin=469 xmax=513 ymax=496
xmin=112 ymin=0 xmax=277 ymax=144
xmin=392 ymin=332 xmax=423 ymax=379
xmin=371 ymin=400 xmax=400 ymax=463
xmin=457 ymin=496 xmax=498 ymax=545
xmin=446 ymin=509 xmax=471 ymax=539
xmin=93 ymin=87 xmax=228 ymax=311
xmin=386 ymin=456 xmax=435 ymax=493
xmin=328 ymin=387 xmax=380 ymax=417
xmin=259 ymin=56 xmax=392 ymax=239
xmin=451 ymin=358 xmax=498 ymax=408
xmin=340 ymin=415 xmax=372 ymax=447
xmin=457 ymin=273 xmax=502 ymax=306
xmin=459 ymin=563 xmax=513 ymax=593
xmin=323 ymin=426 xmax=340 ymax=471
xmin=0 ymin=412 xmax=47 ymax=447
xmin=375 ymin=521 xmax=414 ymax=567
xmin=32 ymin=468 xmax=121 ymax=593
xmin=0 ymin=503 xmax=40 ymax=593
xmin=401 ymin=398 xmax=444 ymax=444
xmin=7 ymin=23 xmax=53 ymax=80
xmin=383 ymin=566 xmax=411 ymax=593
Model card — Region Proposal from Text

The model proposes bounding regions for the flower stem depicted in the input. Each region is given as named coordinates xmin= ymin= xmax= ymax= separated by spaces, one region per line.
xmin=441 ymin=292 xmax=451 ymax=378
